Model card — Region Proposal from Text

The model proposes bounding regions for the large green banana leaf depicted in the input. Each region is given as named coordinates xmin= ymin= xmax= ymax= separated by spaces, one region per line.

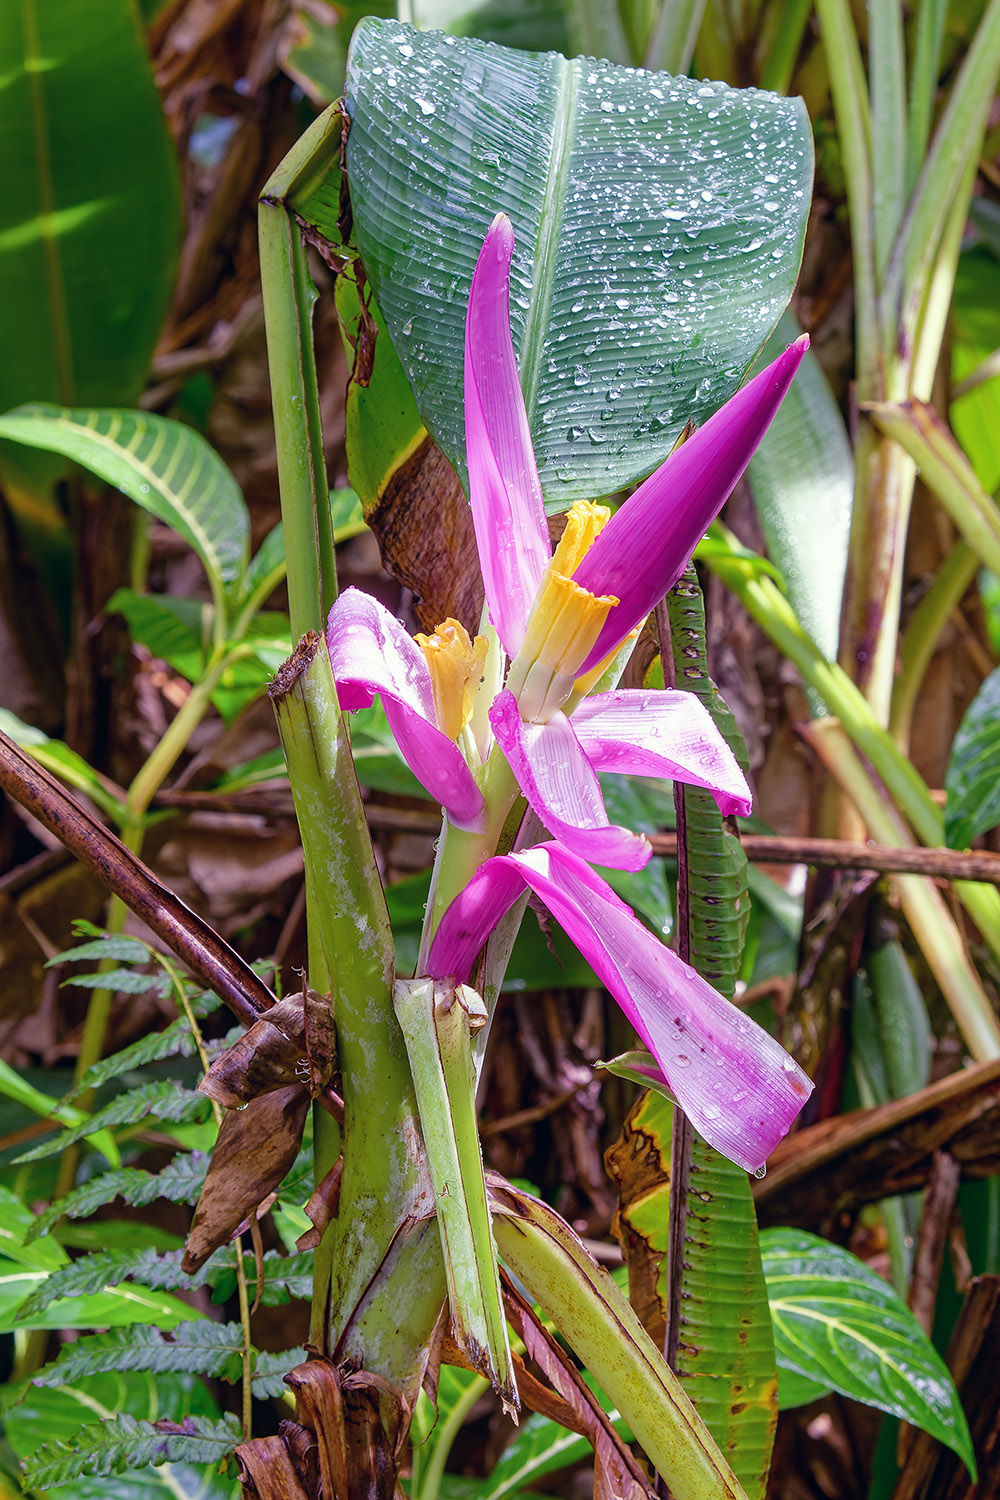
xmin=337 ymin=18 xmax=812 ymax=509
xmin=0 ymin=0 xmax=180 ymax=412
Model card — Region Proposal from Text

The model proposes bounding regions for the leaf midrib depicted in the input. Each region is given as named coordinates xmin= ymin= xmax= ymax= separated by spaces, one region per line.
xmin=519 ymin=53 xmax=578 ymax=434
xmin=21 ymin=0 xmax=74 ymax=403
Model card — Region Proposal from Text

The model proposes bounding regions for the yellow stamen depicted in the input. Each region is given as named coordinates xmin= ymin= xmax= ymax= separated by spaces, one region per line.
xmin=505 ymin=501 xmax=620 ymax=723
xmin=507 ymin=572 xmax=618 ymax=722
xmin=573 ymin=628 xmax=641 ymax=697
xmin=549 ymin=500 xmax=612 ymax=577
xmin=415 ymin=618 xmax=488 ymax=740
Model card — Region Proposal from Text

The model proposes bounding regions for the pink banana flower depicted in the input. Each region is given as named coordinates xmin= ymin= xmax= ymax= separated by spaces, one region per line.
xmin=427 ymin=841 xmax=812 ymax=1173
xmin=328 ymin=214 xmax=807 ymax=870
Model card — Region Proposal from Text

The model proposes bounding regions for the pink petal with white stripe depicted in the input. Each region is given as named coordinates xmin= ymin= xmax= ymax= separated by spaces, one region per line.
xmin=575 ymin=338 xmax=809 ymax=673
xmin=489 ymin=691 xmax=651 ymax=872
xmin=327 ymin=588 xmax=484 ymax=831
xmin=465 ymin=214 xmax=550 ymax=656
xmin=571 ymin=691 xmax=752 ymax=818
xmin=429 ymin=843 xmax=811 ymax=1172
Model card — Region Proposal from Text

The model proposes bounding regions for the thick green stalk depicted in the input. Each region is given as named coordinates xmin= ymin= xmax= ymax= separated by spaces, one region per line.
xmin=805 ymin=719 xmax=1000 ymax=1062
xmin=864 ymin=399 xmax=1000 ymax=580
xmin=394 ymin=979 xmax=516 ymax=1408
xmin=270 ymin=635 xmax=443 ymax=1382
xmin=889 ymin=541 xmax=978 ymax=747
xmin=259 ymin=109 xmax=341 ymax=641
xmin=659 ymin=575 xmax=775 ymax=1500
xmin=868 ymin=0 xmax=908 ymax=280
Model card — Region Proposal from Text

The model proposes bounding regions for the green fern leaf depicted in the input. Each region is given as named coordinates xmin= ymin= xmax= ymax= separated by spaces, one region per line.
xmin=68 ymin=992 xmax=224 ymax=1099
xmin=251 ymin=1347 xmax=306 ymax=1398
xmin=49 ymin=937 xmax=151 ymax=964
xmin=62 ymin=966 xmax=171 ymax=995
xmin=15 ymin=1081 xmax=210 ymax=1163
xmin=21 ymin=1411 xmax=242 ymax=1488
xmin=32 ymin=1323 xmax=246 ymax=1386
xmin=26 ymin=1153 xmax=209 ymax=1241
xmin=16 ymin=1245 xmax=312 ymax=1317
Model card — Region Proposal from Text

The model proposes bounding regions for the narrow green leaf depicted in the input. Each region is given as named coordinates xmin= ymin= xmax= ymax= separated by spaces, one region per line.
xmin=760 ymin=1228 xmax=976 ymax=1475
xmin=0 ymin=708 xmax=125 ymax=822
xmin=0 ymin=406 xmax=250 ymax=600
xmin=67 ymin=994 xmax=222 ymax=1099
xmin=868 ymin=0 xmax=908 ymax=277
xmin=906 ymin=0 xmax=948 ymax=191
xmin=5 ymin=1370 xmax=235 ymax=1500
xmin=0 ymin=1265 xmax=202 ymax=1335
xmin=886 ymin=0 xmax=1000 ymax=344
xmin=252 ymin=1347 xmax=307 ymax=1398
xmin=62 ymin=966 xmax=170 ymax=995
xmin=945 ymin=665 xmax=1000 ymax=849
xmin=342 ymin=19 xmax=812 ymax=508
xmin=0 ymin=0 xmax=180 ymax=412
xmin=747 ymin=312 xmax=853 ymax=685
xmin=0 ymin=1063 xmax=121 ymax=1170
xmin=49 ymin=936 xmax=150 ymax=965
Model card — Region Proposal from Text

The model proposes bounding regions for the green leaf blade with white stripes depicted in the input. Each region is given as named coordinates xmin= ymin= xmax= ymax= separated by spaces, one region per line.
xmin=760 ymin=1228 xmax=976 ymax=1476
xmin=0 ymin=405 xmax=250 ymax=601
xmin=341 ymin=19 xmax=812 ymax=510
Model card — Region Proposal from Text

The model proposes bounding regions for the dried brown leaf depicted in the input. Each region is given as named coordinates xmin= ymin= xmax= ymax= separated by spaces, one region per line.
xmin=183 ymin=1085 xmax=309 ymax=1271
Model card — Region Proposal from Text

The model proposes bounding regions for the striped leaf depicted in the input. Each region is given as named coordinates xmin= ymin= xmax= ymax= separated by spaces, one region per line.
xmin=0 ymin=405 xmax=250 ymax=599
xmin=338 ymin=19 xmax=812 ymax=509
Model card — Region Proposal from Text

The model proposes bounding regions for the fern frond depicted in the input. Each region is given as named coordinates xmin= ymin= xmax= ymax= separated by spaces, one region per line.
xmin=49 ymin=937 xmax=151 ymax=965
xmin=26 ymin=1152 xmax=209 ymax=1241
xmin=251 ymin=1347 xmax=306 ymax=1398
xmin=17 ymin=1246 xmax=312 ymax=1317
xmin=69 ymin=991 xmax=224 ymax=1097
xmin=63 ymin=966 xmax=170 ymax=996
xmin=21 ymin=1412 xmax=241 ymax=1488
xmin=15 ymin=1081 xmax=211 ymax=1163
xmin=32 ymin=1323 xmax=246 ymax=1386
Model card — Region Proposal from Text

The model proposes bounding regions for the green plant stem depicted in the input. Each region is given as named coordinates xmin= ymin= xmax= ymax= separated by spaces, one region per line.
xmin=235 ymin=1236 xmax=254 ymax=1442
xmin=417 ymin=750 xmax=520 ymax=973
xmin=815 ymin=0 xmax=877 ymax=388
xmin=864 ymin=398 xmax=1000 ymax=580
xmin=123 ymin=644 xmax=248 ymax=830
xmin=271 ymin=635 xmax=445 ymax=1386
xmin=757 ymin=0 xmax=812 ymax=92
xmin=704 ymin=539 xmax=1000 ymax=966
xmin=173 ymin=969 xmax=255 ymax=1440
xmin=804 ymin=719 xmax=1000 ymax=1062
xmin=259 ymin=109 xmax=341 ymax=642
xmin=890 ymin=542 xmax=979 ymax=747
xmin=415 ymin=1373 xmax=489 ymax=1500
xmin=53 ymin=891 xmax=129 ymax=1200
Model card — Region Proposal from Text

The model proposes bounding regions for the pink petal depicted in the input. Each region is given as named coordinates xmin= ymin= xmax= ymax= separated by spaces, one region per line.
xmin=429 ymin=843 xmax=812 ymax=1172
xmin=489 ymin=691 xmax=651 ymax=871
xmin=326 ymin=588 xmax=485 ymax=831
xmin=575 ymin=338 xmax=808 ymax=673
xmin=465 ymin=214 xmax=550 ymax=656
xmin=571 ymin=691 xmax=752 ymax=818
